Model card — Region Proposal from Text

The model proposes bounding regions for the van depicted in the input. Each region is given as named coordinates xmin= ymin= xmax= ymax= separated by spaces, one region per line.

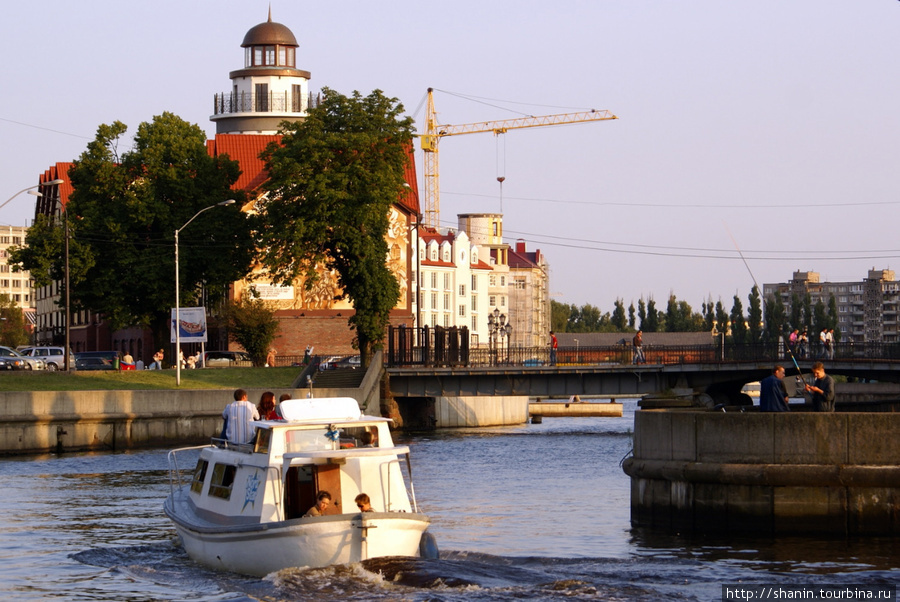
xmin=19 ymin=346 xmax=74 ymax=371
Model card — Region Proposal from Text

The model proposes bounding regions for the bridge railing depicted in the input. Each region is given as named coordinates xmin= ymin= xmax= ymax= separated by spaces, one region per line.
xmin=384 ymin=332 xmax=900 ymax=368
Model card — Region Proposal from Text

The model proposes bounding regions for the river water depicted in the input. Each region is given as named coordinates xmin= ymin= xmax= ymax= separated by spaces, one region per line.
xmin=0 ymin=399 xmax=897 ymax=601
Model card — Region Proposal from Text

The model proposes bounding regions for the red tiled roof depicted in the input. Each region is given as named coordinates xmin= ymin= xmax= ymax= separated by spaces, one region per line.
xmin=38 ymin=163 xmax=74 ymax=214
xmin=206 ymin=135 xmax=420 ymax=215
xmin=508 ymin=248 xmax=540 ymax=269
xmin=207 ymin=134 xmax=281 ymax=192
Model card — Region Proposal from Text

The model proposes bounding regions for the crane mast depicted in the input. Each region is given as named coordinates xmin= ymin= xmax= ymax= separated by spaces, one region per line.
xmin=420 ymin=87 xmax=617 ymax=228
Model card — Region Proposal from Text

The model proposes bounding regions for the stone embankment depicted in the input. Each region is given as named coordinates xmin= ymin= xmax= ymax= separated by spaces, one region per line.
xmin=623 ymin=405 xmax=900 ymax=535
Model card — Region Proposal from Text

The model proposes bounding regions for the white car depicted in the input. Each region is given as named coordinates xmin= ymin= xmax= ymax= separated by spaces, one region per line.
xmin=19 ymin=346 xmax=74 ymax=371
xmin=0 ymin=346 xmax=45 ymax=371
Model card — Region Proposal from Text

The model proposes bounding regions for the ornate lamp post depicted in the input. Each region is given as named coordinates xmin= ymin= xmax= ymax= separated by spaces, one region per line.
xmin=175 ymin=199 xmax=235 ymax=385
xmin=487 ymin=308 xmax=513 ymax=365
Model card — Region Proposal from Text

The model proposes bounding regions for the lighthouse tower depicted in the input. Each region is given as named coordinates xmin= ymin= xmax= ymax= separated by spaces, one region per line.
xmin=211 ymin=9 xmax=313 ymax=134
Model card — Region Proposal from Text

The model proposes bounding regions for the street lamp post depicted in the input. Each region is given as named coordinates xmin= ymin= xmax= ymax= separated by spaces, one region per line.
xmin=175 ymin=199 xmax=235 ymax=386
xmin=487 ymin=308 xmax=512 ymax=366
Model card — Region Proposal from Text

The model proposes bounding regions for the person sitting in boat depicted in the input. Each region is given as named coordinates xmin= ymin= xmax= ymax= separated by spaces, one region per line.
xmin=355 ymin=493 xmax=373 ymax=512
xmin=257 ymin=391 xmax=278 ymax=420
xmin=303 ymin=491 xmax=332 ymax=517
xmin=222 ymin=389 xmax=259 ymax=444
xmin=360 ymin=428 xmax=378 ymax=447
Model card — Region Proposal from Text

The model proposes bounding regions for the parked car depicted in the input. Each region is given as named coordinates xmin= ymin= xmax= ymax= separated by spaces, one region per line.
xmin=318 ymin=355 xmax=345 ymax=371
xmin=74 ymin=351 xmax=120 ymax=371
xmin=19 ymin=346 xmax=74 ymax=371
xmin=202 ymin=351 xmax=252 ymax=367
xmin=333 ymin=355 xmax=361 ymax=369
xmin=0 ymin=346 xmax=45 ymax=370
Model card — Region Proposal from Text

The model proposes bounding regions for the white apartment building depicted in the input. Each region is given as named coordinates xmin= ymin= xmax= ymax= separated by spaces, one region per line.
xmin=414 ymin=226 xmax=492 ymax=345
xmin=0 ymin=225 xmax=34 ymax=312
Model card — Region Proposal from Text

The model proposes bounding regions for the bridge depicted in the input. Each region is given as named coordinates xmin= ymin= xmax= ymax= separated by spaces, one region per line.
xmin=384 ymin=327 xmax=900 ymax=405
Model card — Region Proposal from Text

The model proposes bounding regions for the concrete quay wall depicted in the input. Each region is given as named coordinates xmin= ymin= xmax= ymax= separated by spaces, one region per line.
xmin=622 ymin=410 xmax=900 ymax=535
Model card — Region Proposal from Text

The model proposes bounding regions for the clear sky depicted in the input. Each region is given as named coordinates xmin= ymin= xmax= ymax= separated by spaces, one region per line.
xmin=2 ymin=1 xmax=898 ymax=314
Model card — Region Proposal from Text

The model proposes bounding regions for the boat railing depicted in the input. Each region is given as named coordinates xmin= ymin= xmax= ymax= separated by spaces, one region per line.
xmin=166 ymin=444 xmax=212 ymax=496
xmin=211 ymin=437 xmax=256 ymax=454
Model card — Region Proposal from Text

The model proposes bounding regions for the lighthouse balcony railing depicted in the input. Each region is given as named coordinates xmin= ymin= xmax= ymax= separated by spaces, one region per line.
xmin=213 ymin=91 xmax=322 ymax=115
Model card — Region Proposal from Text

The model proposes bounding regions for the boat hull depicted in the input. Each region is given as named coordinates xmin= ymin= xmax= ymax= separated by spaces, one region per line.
xmin=165 ymin=488 xmax=430 ymax=576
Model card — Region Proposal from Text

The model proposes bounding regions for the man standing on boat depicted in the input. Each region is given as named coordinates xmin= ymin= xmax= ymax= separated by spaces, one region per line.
xmin=222 ymin=389 xmax=260 ymax=444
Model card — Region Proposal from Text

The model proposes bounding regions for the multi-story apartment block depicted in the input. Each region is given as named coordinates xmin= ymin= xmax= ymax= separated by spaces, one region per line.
xmin=0 ymin=225 xmax=33 ymax=313
xmin=508 ymin=240 xmax=550 ymax=348
xmin=763 ymin=269 xmax=900 ymax=343
xmin=415 ymin=226 xmax=492 ymax=345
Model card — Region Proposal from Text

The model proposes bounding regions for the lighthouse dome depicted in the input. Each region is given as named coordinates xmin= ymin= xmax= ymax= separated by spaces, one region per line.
xmin=242 ymin=14 xmax=298 ymax=48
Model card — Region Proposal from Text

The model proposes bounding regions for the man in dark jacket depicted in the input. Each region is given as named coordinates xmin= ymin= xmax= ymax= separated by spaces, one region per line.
xmin=805 ymin=362 xmax=835 ymax=412
xmin=759 ymin=365 xmax=790 ymax=412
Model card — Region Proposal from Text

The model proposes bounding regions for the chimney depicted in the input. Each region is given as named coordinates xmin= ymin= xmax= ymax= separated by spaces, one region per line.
xmin=516 ymin=239 xmax=526 ymax=254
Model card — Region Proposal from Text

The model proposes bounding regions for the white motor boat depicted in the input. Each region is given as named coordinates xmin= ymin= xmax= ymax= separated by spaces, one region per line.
xmin=164 ymin=397 xmax=436 ymax=576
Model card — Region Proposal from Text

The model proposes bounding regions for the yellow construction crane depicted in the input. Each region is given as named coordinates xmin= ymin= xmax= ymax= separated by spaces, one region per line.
xmin=420 ymin=88 xmax=618 ymax=228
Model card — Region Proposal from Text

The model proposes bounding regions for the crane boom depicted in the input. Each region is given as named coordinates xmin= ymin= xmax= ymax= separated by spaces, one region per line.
xmin=420 ymin=88 xmax=617 ymax=228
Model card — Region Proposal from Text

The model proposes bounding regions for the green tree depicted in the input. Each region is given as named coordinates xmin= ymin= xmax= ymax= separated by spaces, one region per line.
xmin=715 ymin=299 xmax=729 ymax=335
xmin=224 ymin=291 xmax=280 ymax=367
xmin=611 ymin=298 xmax=627 ymax=331
xmin=550 ymin=299 xmax=571 ymax=333
xmin=748 ymin=286 xmax=762 ymax=341
xmin=827 ymin=294 xmax=840 ymax=341
xmin=628 ymin=302 xmax=636 ymax=329
xmin=11 ymin=114 xmax=255 ymax=351
xmin=790 ymin=293 xmax=802 ymax=330
xmin=0 ymin=294 xmax=29 ymax=348
xmin=730 ymin=294 xmax=747 ymax=344
xmin=644 ymin=298 xmax=659 ymax=332
xmin=702 ymin=296 xmax=715 ymax=332
xmin=802 ymin=293 xmax=812 ymax=329
xmin=813 ymin=299 xmax=828 ymax=341
xmin=637 ymin=298 xmax=647 ymax=330
xmin=259 ymin=88 xmax=414 ymax=363
xmin=764 ymin=293 xmax=786 ymax=343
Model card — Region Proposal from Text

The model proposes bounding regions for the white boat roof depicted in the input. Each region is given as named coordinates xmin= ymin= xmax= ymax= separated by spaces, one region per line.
xmin=279 ymin=397 xmax=360 ymax=421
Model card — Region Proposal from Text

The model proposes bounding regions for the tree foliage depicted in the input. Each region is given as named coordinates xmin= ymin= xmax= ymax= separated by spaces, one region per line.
xmin=0 ymin=294 xmax=29 ymax=348
xmin=224 ymin=292 xmax=280 ymax=367
xmin=730 ymin=295 xmax=747 ymax=344
xmin=11 ymin=113 xmax=255 ymax=350
xmin=748 ymin=286 xmax=762 ymax=341
xmin=644 ymin=298 xmax=660 ymax=332
xmin=611 ymin=298 xmax=627 ymax=331
xmin=259 ymin=88 xmax=414 ymax=358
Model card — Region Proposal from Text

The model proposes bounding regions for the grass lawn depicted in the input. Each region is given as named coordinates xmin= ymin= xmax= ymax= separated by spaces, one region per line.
xmin=0 ymin=367 xmax=302 ymax=391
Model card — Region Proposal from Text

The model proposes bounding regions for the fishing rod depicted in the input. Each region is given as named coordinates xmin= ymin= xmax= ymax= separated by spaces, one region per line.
xmin=724 ymin=222 xmax=809 ymax=392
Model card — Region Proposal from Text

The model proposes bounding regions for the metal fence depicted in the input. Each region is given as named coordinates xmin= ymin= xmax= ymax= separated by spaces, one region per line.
xmin=213 ymin=91 xmax=322 ymax=115
xmin=384 ymin=330 xmax=900 ymax=368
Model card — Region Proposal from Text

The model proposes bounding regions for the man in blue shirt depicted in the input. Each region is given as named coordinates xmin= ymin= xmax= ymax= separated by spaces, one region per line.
xmin=759 ymin=365 xmax=790 ymax=412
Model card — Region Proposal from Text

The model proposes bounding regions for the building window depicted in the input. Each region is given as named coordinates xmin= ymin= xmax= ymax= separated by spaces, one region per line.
xmin=431 ymin=273 xmax=437 ymax=289
xmin=489 ymin=296 xmax=496 ymax=306
xmin=431 ymin=293 xmax=437 ymax=309
xmin=443 ymin=293 xmax=450 ymax=310
xmin=459 ymin=284 xmax=466 ymax=297
xmin=500 ymin=296 xmax=505 ymax=307
xmin=292 ymin=84 xmax=304 ymax=111
xmin=471 ymin=295 xmax=477 ymax=311
xmin=459 ymin=305 xmax=466 ymax=317
xmin=500 ymin=276 xmax=506 ymax=286
xmin=472 ymin=315 xmax=478 ymax=331
xmin=444 ymin=273 xmax=450 ymax=290
xmin=490 ymin=275 xmax=496 ymax=286
xmin=472 ymin=275 xmax=477 ymax=291
xmin=444 ymin=314 xmax=450 ymax=327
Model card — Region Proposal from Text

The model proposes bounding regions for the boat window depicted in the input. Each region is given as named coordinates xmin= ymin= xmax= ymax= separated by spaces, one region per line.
xmin=190 ymin=459 xmax=208 ymax=494
xmin=340 ymin=426 xmax=379 ymax=448
xmin=285 ymin=428 xmax=336 ymax=453
xmin=255 ymin=428 xmax=272 ymax=454
xmin=208 ymin=463 xmax=237 ymax=500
